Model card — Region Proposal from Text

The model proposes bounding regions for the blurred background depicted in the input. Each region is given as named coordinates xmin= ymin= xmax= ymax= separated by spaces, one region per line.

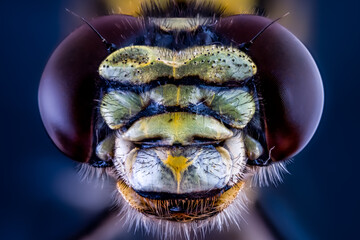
xmin=1 ymin=0 xmax=359 ymax=239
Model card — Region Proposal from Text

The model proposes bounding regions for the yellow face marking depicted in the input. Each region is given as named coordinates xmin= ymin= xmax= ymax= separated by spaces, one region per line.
xmin=176 ymin=86 xmax=181 ymax=106
xmin=161 ymin=153 xmax=193 ymax=193
xmin=172 ymin=54 xmax=177 ymax=78
xmin=172 ymin=113 xmax=182 ymax=142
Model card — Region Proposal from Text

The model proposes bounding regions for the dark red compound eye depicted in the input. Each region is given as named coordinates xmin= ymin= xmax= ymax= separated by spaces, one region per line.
xmin=38 ymin=15 xmax=144 ymax=163
xmin=39 ymin=14 xmax=323 ymax=164
xmin=215 ymin=15 xmax=324 ymax=162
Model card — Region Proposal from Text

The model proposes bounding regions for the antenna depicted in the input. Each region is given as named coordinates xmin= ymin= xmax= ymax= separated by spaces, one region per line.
xmin=65 ymin=8 xmax=117 ymax=53
xmin=239 ymin=12 xmax=290 ymax=51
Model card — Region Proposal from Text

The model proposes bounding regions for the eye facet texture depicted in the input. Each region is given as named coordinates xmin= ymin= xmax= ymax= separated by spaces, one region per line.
xmin=38 ymin=15 xmax=144 ymax=162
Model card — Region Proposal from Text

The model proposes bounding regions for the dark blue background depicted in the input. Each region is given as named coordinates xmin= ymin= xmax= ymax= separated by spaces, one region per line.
xmin=1 ymin=0 xmax=358 ymax=239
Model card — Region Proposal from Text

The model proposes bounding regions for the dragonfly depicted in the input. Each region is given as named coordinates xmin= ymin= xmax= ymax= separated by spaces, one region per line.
xmin=39 ymin=0 xmax=323 ymax=238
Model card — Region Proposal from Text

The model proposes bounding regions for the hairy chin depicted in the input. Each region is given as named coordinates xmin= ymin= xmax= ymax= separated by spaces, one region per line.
xmin=76 ymin=160 xmax=289 ymax=239
xmin=113 ymin=183 xmax=250 ymax=240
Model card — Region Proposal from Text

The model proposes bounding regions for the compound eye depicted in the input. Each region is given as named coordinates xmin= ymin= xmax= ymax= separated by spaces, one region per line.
xmin=38 ymin=15 xmax=143 ymax=162
xmin=215 ymin=15 xmax=324 ymax=162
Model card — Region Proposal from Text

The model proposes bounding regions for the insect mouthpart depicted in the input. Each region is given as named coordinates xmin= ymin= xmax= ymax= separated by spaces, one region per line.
xmin=117 ymin=178 xmax=244 ymax=222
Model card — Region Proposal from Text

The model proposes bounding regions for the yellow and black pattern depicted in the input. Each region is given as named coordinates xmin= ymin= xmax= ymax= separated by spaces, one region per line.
xmin=94 ymin=0 xmax=266 ymax=223
xmin=99 ymin=45 xmax=257 ymax=84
